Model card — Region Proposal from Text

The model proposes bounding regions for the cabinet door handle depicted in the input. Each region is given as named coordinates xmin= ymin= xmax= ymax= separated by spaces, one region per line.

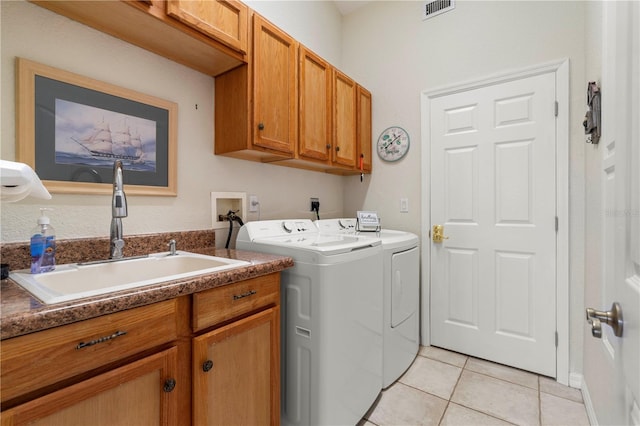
xmin=163 ymin=378 xmax=176 ymax=393
xmin=202 ymin=360 xmax=214 ymax=372
xmin=76 ymin=330 xmax=127 ymax=350
xmin=233 ymin=289 xmax=256 ymax=300
xmin=258 ymin=122 xmax=265 ymax=130
xmin=335 ymin=146 xmax=340 ymax=152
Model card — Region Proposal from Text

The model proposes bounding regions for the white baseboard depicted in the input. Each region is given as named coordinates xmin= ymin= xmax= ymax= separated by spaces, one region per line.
xmin=569 ymin=372 xmax=583 ymax=389
xmin=581 ymin=378 xmax=599 ymax=426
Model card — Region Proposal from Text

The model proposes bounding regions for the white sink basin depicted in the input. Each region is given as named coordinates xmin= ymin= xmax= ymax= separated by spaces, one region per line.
xmin=10 ymin=251 xmax=251 ymax=304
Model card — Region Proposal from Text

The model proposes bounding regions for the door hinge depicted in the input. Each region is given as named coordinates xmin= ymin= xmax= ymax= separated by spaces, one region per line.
xmin=555 ymin=216 xmax=559 ymax=232
xmin=555 ymin=331 xmax=559 ymax=347
xmin=554 ymin=101 xmax=559 ymax=117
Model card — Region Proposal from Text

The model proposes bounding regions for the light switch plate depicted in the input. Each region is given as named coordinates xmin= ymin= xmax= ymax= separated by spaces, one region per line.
xmin=400 ymin=198 xmax=409 ymax=213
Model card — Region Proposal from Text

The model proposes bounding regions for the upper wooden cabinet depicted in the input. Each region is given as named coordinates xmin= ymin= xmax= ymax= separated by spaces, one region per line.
xmin=333 ymin=70 xmax=357 ymax=168
xmin=31 ymin=0 xmax=246 ymax=76
xmin=166 ymin=0 xmax=248 ymax=54
xmin=357 ymin=85 xmax=373 ymax=173
xmin=252 ymin=14 xmax=298 ymax=155
xmin=214 ymin=11 xmax=372 ymax=175
xmin=215 ymin=12 xmax=298 ymax=160
xmin=299 ymin=46 xmax=332 ymax=163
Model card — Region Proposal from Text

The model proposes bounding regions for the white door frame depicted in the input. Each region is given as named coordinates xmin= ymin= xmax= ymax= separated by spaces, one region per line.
xmin=420 ymin=59 xmax=570 ymax=385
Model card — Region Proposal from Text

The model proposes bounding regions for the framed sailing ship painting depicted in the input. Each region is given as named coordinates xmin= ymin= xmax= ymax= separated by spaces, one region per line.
xmin=16 ymin=58 xmax=177 ymax=196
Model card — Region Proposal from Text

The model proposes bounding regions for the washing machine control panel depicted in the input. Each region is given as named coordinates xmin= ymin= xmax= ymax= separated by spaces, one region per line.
xmin=282 ymin=220 xmax=312 ymax=233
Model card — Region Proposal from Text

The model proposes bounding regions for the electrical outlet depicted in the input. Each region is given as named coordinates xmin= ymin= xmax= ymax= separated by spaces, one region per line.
xmin=249 ymin=195 xmax=259 ymax=212
xmin=310 ymin=197 xmax=319 ymax=211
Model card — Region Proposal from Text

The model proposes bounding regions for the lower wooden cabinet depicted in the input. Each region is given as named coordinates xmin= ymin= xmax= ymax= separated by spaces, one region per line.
xmin=0 ymin=273 xmax=281 ymax=426
xmin=0 ymin=299 xmax=181 ymax=404
xmin=1 ymin=347 xmax=179 ymax=426
xmin=193 ymin=307 xmax=280 ymax=425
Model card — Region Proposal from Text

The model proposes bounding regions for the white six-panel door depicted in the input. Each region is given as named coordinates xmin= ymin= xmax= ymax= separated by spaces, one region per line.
xmin=429 ymin=71 xmax=557 ymax=377
xmin=584 ymin=2 xmax=640 ymax=424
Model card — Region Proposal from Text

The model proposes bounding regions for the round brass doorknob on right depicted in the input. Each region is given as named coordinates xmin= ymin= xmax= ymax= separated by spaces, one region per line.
xmin=432 ymin=225 xmax=449 ymax=243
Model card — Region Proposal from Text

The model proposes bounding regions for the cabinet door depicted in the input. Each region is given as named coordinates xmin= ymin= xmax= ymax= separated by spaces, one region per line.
xmin=1 ymin=299 xmax=179 ymax=404
xmin=357 ymin=85 xmax=373 ymax=173
xmin=193 ymin=307 xmax=280 ymax=426
xmin=333 ymin=70 xmax=357 ymax=168
xmin=253 ymin=14 xmax=297 ymax=155
xmin=2 ymin=347 xmax=179 ymax=426
xmin=166 ymin=0 xmax=248 ymax=54
xmin=299 ymin=46 xmax=332 ymax=162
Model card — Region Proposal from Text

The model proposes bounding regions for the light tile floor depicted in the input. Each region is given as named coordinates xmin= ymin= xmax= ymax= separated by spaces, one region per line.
xmin=361 ymin=346 xmax=590 ymax=426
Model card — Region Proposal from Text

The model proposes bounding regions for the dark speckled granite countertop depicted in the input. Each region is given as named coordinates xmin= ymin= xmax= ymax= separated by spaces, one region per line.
xmin=0 ymin=230 xmax=293 ymax=340
xmin=1 ymin=249 xmax=293 ymax=340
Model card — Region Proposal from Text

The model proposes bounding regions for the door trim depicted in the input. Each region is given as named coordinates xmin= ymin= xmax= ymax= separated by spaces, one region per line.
xmin=420 ymin=59 xmax=570 ymax=385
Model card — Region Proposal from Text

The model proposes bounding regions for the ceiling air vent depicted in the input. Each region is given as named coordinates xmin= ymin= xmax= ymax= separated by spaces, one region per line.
xmin=422 ymin=0 xmax=455 ymax=21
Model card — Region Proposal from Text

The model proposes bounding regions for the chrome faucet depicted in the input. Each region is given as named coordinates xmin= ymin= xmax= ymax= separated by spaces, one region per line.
xmin=110 ymin=160 xmax=128 ymax=259
xmin=168 ymin=239 xmax=177 ymax=256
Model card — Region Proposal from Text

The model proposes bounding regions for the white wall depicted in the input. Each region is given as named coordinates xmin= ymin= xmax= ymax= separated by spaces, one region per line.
xmin=245 ymin=0 xmax=343 ymax=67
xmin=339 ymin=1 xmax=587 ymax=379
xmin=0 ymin=0 xmax=345 ymax=246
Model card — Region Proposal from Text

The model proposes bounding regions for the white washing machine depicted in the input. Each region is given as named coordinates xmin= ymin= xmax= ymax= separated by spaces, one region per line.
xmin=315 ymin=218 xmax=419 ymax=388
xmin=236 ymin=219 xmax=383 ymax=426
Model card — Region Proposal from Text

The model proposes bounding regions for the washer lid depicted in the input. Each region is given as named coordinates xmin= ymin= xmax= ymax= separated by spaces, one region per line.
xmin=315 ymin=219 xmax=418 ymax=250
xmin=373 ymin=230 xmax=419 ymax=250
xmin=251 ymin=233 xmax=380 ymax=255
xmin=238 ymin=219 xmax=382 ymax=254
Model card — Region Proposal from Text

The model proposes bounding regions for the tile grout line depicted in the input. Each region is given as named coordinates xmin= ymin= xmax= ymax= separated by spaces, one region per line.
xmin=461 ymin=368 xmax=539 ymax=392
xmin=454 ymin=357 xmax=524 ymax=426
xmin=538 ymin=375 xmax=543 ymax=426
xmin=437 ymin=356 xmax=466 ymax=426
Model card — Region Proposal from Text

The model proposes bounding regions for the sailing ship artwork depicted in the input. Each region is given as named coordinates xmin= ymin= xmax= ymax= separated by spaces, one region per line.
xmin=54 ymin=98 xmax=157 ymax=173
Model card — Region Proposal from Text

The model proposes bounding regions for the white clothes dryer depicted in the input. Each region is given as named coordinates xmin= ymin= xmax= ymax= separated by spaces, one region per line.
xmin=236 ymin=219 xmax=383 ymax=426
xmin=315 ymin=218 xmax=420 ymax=388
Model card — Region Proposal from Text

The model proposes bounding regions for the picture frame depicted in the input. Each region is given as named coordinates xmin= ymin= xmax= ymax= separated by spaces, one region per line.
xmin=16 ymin=58 xmax=178 ymax=196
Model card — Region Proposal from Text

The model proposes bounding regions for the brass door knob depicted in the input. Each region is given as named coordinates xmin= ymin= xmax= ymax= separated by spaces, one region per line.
xmin=432 ymin=225 xmax=449 ymax=243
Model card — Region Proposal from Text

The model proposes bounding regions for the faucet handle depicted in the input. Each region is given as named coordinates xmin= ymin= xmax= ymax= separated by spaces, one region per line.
xmin=112 ymin=160 xmax=128 ymax=218
xmin=168 ymin=239 xmax=177 ymax=255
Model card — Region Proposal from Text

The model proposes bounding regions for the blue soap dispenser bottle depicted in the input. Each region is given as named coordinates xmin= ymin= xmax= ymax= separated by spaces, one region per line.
xmin=30 ymin=208 xmax=56 ymax=274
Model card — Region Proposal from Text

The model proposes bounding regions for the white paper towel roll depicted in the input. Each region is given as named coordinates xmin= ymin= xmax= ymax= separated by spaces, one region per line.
xmin=0 ymin=160 xmax=52 ymax=203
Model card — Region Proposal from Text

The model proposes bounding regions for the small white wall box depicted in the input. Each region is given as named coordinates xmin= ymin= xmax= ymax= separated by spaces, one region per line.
xmin=211 ymin=192 xmax=247 ymax=229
